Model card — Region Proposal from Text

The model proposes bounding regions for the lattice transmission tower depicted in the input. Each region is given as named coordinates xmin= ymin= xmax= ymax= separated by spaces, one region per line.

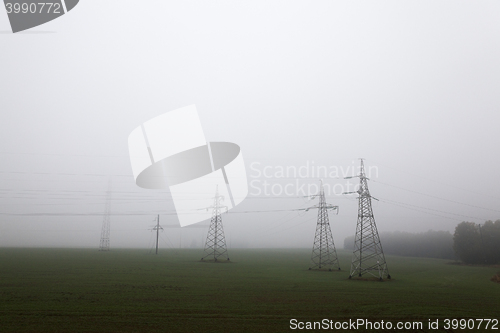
xmin=308 ymin=181 xmax=341 ymax=271
xmin=201 ymin=187 xmax=230 ymax=262
xmin=99 ymin=179 xmax=111 ymax=251
xmin=344 ymin=159 xmax=390 ymax=280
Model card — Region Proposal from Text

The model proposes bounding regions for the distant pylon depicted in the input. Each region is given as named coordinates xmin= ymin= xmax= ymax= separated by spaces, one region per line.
xmin=344 ymin=159 xmax=390 ymax=280
xmin=201 ymin=186 xmax=229 ymax=262
xmin=151 ymin=214 xmax=163 ymax=255
xmin=308 ymin=181 xmax=340 ymax=271
xmin=99 ymin=178 xmax=111 ymax=251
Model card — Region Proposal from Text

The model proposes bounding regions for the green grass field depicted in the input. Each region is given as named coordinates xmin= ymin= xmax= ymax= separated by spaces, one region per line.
xmin=0 ymin=248 xmax=498 ymax=332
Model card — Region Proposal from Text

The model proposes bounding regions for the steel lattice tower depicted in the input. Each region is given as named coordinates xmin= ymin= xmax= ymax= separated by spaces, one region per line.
xmin=201 ymin=187 xmax=229 ymax=262
xmin=99 ymin=179 xmax=111 ymax=251
xmin=308 ymin=182 xmax=340 ymax=271
xmin=345 ymin=159 xmax=390 ymax=280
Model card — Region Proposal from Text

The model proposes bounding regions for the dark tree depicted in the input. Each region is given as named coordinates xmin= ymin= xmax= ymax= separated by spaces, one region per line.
xmin=453 ymin=220 xmax=500 ymax=265
xmin=480 ymin=220 xmax=500 ymax=264
xmin=453 ymin=222 xmax=483 ymax=264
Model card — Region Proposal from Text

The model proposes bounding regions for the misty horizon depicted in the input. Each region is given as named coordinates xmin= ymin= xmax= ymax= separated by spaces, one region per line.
xmin=1 ymin=1 xmax=499 ymax=250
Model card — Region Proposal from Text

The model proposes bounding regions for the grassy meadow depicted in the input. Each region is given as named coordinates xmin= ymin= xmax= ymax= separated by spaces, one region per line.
xmin=0 ymin=248 xmax=498 ymax=332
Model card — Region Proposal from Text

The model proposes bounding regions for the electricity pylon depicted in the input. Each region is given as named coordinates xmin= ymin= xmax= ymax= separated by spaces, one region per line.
xmin=99 ymin=179 xmax=111 ymax=251
xmin=344 ymin=159 xmax=390 ymax=280
xmin=307 ymin=181 xmax=340 ymax=271
xmin=201 ymin=187 xmax=229 ymax=262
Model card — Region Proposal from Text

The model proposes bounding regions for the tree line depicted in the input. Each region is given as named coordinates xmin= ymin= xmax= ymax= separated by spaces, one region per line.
xmin=342 ymin=220 xmax=500 ymax=264
xmin=343 ymin=230 xmax=456 ymax=260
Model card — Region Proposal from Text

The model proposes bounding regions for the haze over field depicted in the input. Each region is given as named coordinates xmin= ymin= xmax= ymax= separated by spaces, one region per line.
xmin=1 ymin=1 xmax=499 ymax=249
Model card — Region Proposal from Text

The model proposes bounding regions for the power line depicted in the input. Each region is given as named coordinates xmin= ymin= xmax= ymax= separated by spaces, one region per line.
xmin=371 ymin=160 xmax=500 ymax=200
xmin=377 ymin=197 xmax=484 ymax=222
xmin=377 ymin=199 xmax=469 ymax=222
xmin=372 ymin=179 xmax=500 ymax=213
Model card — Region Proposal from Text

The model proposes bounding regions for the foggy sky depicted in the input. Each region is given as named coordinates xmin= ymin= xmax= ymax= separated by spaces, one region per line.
xmin=1 ymin=1 xmax=500 ymax=249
